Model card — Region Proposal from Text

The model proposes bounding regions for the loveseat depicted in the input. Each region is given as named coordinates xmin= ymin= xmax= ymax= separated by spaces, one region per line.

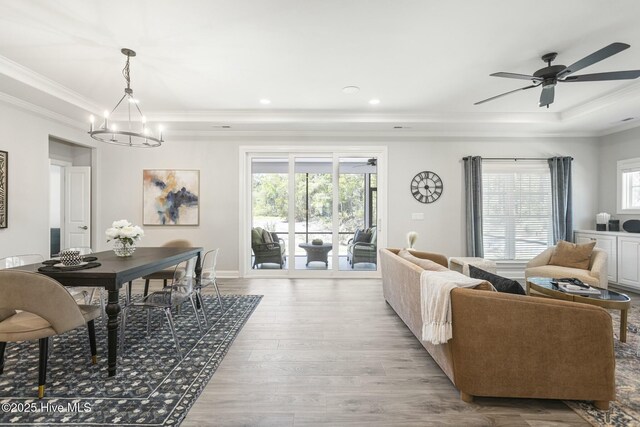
xmin=380 ymin=248 xmax=615 ymax=410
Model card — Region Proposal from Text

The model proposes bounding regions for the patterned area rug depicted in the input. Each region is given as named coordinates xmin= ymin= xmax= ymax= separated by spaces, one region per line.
xmin=0 ymin=294 xmax=261 ymax=426
xmin=565 ymin=302 xmax=640 ymax=426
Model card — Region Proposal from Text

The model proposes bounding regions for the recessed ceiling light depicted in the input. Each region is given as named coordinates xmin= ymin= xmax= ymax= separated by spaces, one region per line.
xmin=369 ymin=99 xmax=380 ymax=105
xmin=342 ymin=86 xmax=360 ymax=94
xmin=260 ymin=99 xmax=271 ymax=105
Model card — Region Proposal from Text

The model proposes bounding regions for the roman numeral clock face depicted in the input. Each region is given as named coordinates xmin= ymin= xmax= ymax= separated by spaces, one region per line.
xmin=410 ymin=171 xmax=443 ymax=204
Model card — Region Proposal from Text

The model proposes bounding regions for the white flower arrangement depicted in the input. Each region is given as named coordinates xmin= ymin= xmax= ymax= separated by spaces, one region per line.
xmin=105 ymin=219 xmax=144 ymax=246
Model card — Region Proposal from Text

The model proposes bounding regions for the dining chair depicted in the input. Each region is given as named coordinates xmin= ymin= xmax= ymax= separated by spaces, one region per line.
xmin=0 ymin=254 xmax=45 ymax=269
xmin=141 ymin=239 xmax=193 ymax=297
xmin=120 ymin=257 xmax=202 ymax=359
xmin=62 ymin=247 xmax=106 ymax=320
xmin=0 ymin=270 xmax=101 ymax=398
xmin=0 ymin=254 xmax=89 ymax=303
xmin=194 ymin=249 xmax=223 ymax=326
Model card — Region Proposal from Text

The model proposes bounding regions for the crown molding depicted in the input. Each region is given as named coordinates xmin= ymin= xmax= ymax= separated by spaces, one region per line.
xmin=0 ymin=54 xmax=102 ymax=114
xmin=116 ymin=109 xmax=561 ymax=125
xmin=0 ymin=90 xmax=86 ymax=130
xmin=561 ymin=80 xmax=640 ymax=122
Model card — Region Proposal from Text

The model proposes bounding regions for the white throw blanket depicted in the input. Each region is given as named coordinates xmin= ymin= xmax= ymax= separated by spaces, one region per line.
xmin=420 ymin=270 xmax=491 ymax=345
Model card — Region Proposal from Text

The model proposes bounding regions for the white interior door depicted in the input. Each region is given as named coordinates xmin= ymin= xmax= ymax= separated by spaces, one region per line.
xmin=64 ymin=166 xmax=91 ymax=248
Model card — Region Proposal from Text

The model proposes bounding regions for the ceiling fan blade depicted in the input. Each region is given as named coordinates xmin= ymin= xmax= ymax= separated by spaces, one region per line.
xmin=474 ymin=84 xmax=539 ymax=105
xmin=557 ymin=42 xmax=630 ymax=79
xmin=491 ymin=72 xmax=543 ymax=81
xmin=539 ymin=85 xmax=555 ymax=107
xmin=562 ymin=70 xmax=640 ymax=82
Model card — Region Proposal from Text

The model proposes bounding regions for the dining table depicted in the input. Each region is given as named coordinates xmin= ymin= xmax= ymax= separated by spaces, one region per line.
xmin=12 ymin=246 xmax=203 ymax=377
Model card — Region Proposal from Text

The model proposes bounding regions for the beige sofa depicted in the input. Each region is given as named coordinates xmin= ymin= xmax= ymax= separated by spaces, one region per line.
xmin=380 ymin=248 xmax=615 ymax=409
xmin=525 ymin=246 xmax=608 ymax=289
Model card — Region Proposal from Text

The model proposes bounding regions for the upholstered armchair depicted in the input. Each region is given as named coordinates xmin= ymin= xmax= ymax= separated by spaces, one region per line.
xmin=251 ymin=227 xmax=286 ymax=269
xmin=348 ymin=227 xmax=377 ymax=268
xmin=525 ymin=246 xmax=608 ymax=289
xmin=0 ymin=270 xmax=101 ymax=398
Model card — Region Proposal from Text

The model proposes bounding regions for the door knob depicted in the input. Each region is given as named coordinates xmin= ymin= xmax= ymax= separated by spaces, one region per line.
xmin=79 ymin=226 xmax=88 ymax=230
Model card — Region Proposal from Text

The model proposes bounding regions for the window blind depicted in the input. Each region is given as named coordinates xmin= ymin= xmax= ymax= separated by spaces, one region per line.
xmin=482 ymin=161 xmax=553 ymax=260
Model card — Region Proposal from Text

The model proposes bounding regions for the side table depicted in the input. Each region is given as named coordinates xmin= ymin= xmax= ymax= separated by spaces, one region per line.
xmin=449 ymin=257 xmax=497 ymax=277
xmin=298 ymin=243 xmax=333 ymax=266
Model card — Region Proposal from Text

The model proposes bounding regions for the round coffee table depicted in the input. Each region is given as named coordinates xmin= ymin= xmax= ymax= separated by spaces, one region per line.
xmin=298 ymin=243 xmax=332 ymax=266
xmin=527 ymin=277 xmax=631 ymax=342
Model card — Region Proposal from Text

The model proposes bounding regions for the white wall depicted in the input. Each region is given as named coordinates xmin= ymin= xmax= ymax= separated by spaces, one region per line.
xmin=0 ymin=102 xmax=95 ymax=258
xmin=598 ymin=126 xmax=640 ymax=225
xmin=0 ymin=100 xmax=602 ymax=272
xmin=96 ymin=135 xmax=600 ymax=273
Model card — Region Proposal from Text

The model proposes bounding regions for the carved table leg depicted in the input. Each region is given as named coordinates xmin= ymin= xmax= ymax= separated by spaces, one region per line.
xmin=106 ymin=289 xmax=121 ymax=377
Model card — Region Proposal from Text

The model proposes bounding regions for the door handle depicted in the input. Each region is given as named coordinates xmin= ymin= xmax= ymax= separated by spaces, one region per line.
xmin=79 ymin=226 xmax=88 ymax=230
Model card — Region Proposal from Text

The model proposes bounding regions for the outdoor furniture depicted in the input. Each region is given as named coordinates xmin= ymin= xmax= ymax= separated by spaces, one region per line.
xmin=348 ymin=226 xmax=377 ymax=268
xmin=251 ymin=227 xmax=286 ymax=268
xmin=299 ymin=242 xmax=332 ymax=266
xmin=0 ymin=270 xmax=101 ymax=398
xmin=10 ymin=246 xmax=203 ymax=377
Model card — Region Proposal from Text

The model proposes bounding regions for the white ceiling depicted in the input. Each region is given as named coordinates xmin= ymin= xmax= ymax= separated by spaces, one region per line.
xmin=1 ymin=0 xmax=640 ymax=137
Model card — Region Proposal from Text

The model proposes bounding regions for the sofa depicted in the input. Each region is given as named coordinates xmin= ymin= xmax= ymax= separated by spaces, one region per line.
xmin=380 ymin=248 xmax=615 ymax=410
xmin=525 ymin=245 xmax=608 ymax=289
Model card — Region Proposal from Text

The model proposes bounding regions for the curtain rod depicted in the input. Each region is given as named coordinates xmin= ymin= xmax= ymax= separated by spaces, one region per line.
xmin=463 ymin=157 xmax=574 ymax=161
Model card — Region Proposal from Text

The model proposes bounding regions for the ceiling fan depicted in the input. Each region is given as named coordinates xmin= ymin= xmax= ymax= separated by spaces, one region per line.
xmin=354 ymin=158 xmax=377 ymax=168
xmin=475 ymin=42 xmax=640 ymax=108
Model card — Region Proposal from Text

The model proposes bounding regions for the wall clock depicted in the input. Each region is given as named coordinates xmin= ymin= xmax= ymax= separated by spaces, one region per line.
xmin=410 ymin=171 xmax=443 ymax=204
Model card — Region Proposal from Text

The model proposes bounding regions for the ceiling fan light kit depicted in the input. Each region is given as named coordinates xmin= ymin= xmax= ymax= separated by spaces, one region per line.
xmin=88 ymin=48 xmax=163 ymax=148
xmin=475 ymin=42 xmax=640 ymax=108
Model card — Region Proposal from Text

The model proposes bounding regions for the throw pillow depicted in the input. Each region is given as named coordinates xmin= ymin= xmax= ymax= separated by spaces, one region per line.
xmin=468 ymin=265 xmax=526 ymax=295
xmin=548 ymin=240 xmax=595 ymax=270
xmin=398 ymin=249 xmax=448 ymax=271
xmin=261 ymin=229 xmax=274 ymax=244
xmin=354 ymin=229 xmax=372 ymax=243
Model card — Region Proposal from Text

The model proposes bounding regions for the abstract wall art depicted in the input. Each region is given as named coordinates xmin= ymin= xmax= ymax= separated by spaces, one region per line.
xmin=0 ymin=150 xmax=6 ymax=228
xmin=143 ymin=169 xmax=199 ymax=226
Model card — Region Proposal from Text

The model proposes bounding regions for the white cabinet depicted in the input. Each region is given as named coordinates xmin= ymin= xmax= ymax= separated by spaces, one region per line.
xmin=618 ymin=235 xmax=640 ymax=289
xmin=574 ymin=230 xmax=640 ymax=290
xmin=574 ymin=232 xmax=617 ymax=282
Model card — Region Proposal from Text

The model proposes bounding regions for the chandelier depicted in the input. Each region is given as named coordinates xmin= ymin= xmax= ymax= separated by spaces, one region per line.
xmin=88 ymin=48 xmax=163 ymax=147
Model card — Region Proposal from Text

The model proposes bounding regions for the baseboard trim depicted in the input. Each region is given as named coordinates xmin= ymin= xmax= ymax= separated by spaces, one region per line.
xmin=218 ymin=270 xmax=240 ymax=279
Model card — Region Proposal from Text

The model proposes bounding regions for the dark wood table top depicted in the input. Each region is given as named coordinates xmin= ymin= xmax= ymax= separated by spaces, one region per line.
xmin=13 ymin=247 xmax=203 ymax=290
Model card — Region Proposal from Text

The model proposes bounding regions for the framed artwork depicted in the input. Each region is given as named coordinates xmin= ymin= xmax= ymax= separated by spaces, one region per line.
xmin=0 ymin=150 xmax=6 ymax=228
xmin=143 ymin=169 xmax=199 ymax=226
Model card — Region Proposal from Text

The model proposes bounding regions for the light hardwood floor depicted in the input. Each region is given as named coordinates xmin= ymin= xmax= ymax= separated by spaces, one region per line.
xmin=182 ymin=278 xmax=590 ymax=426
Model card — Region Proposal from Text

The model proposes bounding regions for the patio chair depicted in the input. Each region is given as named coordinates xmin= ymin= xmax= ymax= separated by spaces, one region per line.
xmin=251 ymin=227 xmax=286 ymax=269
xmin=347 ymin=226 xmax=377 ymax=268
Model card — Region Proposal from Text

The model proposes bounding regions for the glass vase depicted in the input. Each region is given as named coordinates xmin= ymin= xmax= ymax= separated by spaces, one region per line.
xmin=113 ymin=239 xmax=136 ymax=257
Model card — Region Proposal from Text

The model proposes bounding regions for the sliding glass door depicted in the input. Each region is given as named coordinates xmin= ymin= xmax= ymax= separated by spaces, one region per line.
xmin=243 ymin=148 xmax=385 ymax=277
